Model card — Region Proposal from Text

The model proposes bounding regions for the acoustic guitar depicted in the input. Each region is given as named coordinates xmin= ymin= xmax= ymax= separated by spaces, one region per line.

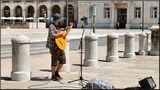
xmin=55 ymin=23 xmax=73 ymax=51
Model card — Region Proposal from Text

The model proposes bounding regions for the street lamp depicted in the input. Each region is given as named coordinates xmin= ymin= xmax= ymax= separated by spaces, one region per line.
xmin=89 ymin=4 xmax=96 ymax=33
xmin=159 ymin=0 xmax=160 ymax=28
xmin=0 ymin=1 xmax=1 ymax=29
xmin=36 ymin=0 xmax=38 ymax=29
xmin=65 ymin=0 xmax=68 ymax=26
xmin=92 ymin=4 xmax=96 ymax=33
xmin=142 ymin=0 xmax=144 ymax=31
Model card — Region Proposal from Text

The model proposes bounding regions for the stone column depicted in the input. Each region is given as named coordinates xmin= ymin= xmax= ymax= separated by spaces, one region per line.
xmin=23 ymin=9 xmax=26 ymax=23
xmin=47 ymin=0 xmax=51 ymax=18
xmin=61 ymin=6 xmax=64 ymax=17
xmin=149 ymin=25 xmax=160 ymax=56
xmin=11 ymin=35 xmax=30 ymax=81
xmin=84 ymin=33 xmax=98 ymax=67
xmin=106 ymin=34 xmax=119 ymax=62
xmin=34 ymin=8 xmax=37 ymax=22
xmin=138 ymin=32 xmax=148 ymax=55
xmin=110 ymin=3 xmax=115 ymax=28
xmin=34 ymin=1 xmax=38 ymax=22
xmin=1 ymin=6 xmax=3 ymax=17
xmin=10 ymin=8 xmax=15 ymax=25
xmin=47 ymin=8 xmax=51 ymax=18
xmin=124 ymin=33 xmax=135 ymax=58
xmin=10 ymin=8 xmax=14 ymax=17
xmin=61 ymin=39 xmax=70 ymax=72
xmin=126 ymin=2 xmax=132 ymax=29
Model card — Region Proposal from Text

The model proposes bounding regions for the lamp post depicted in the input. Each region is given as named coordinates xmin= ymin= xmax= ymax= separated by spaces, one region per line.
xmin=65 ymin=0 xmax=68 ymax=26
xmin=92 ymin=4 xmax=96 ymax=33
xmin=159 ymin=0 xmax=160 ymax=28
xmin=36 ymin=0 xmax=38 ymax=29
xmin=142 ymin=0 xmax=144 ymax=31
xmin=0 ymin=0 xmax=1 ymax=29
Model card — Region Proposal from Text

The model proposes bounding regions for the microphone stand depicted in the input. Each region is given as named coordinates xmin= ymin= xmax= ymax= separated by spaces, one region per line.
xmin=68 ymin=21 xmax=88 ymax=86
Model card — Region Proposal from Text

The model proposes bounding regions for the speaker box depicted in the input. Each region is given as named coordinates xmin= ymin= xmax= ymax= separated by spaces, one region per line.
xmin=139 ymin=76 xmax=156 ymax=89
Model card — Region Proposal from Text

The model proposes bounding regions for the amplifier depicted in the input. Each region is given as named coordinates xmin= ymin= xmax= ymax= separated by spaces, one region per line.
xmin=139 ymin=76 xmax=156 ymax=89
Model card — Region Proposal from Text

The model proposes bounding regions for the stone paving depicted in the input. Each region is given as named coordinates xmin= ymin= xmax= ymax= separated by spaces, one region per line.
xmin=1 ymin=42 xmax=159 ymax=89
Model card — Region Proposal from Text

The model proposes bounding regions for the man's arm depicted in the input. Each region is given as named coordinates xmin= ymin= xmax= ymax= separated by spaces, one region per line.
xmin=63 ymin=22 xmax=73 ymax=38
xmin=49 ymin=24 xmax=63 ymax=38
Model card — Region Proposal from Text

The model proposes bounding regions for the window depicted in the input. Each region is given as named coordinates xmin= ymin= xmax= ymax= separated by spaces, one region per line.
xmin=26 ymin=0 xmax=33 ymax=2
xmin=39 ymin=0 xmax=45 ymax=2
xmin=14 ymin=0 xmax=21 ymax=3
xmin=150 ymin=7 xmax=157 ymax=18
xmin=135 ymin=7 xmax=141 ymax=18
xmin=4 ymin=6 xmax=10 ymax=17
xmin=2 ymin=1 xmax=9 ymax=3
xmin=104 ymin=7 xmax=110 ymax=18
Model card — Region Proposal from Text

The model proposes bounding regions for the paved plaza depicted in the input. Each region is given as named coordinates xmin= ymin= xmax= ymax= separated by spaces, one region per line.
xmin=1 ymin=0 xmax=159 ymax=89
xmin=1 ymin=40 xmax=159 ymax=89
xmin=1 ymin=28 xmax=150 ymax=44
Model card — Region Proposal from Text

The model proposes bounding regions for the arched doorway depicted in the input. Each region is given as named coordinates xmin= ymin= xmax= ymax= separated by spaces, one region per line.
xmin=64 ymin=4 xmax=74 ymax=23
xmin=51 ymin=5 xmax=60 ymax=16
xmin=27 ymin=5 xmax=34 ymax=22
xmin=3 ymin=6 xmax=10 ymax=17
xmin=39 ymin=5 xmax=47 ymax=17
xmin=27 ymin=5 xmax=34 ymax=17
xmin=3 ymin=6 xmax=10 ymax=25
xmin=15 ymin=6 xmax=22 ymax=17
xmin=39 ymin=5 xmax=47 ymax=22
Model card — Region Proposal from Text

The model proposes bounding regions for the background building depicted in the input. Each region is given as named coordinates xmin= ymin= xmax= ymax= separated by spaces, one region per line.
xmin=1 ymin=0 xmax=159 ymax=29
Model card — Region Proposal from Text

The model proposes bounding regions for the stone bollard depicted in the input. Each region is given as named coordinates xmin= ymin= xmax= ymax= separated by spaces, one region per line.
xmin=106 ymin=34 xmax=119 ymax=62
xmin=11 ymin=34 xmax=30 ymax=81
xmin=84 ymin=33 xmax=98 ymax=67
xmin=61 ymin=39 xmax=70 ymax=72
xmin=138 ymin=32 xmax=148 ymax=55
xmin=149 ymin=25 xmax=159 ymax=56
xmin=124 ymin=33 xmax=135 ymax=58
xmin=145 ymin=33 xmax=150 ymax=52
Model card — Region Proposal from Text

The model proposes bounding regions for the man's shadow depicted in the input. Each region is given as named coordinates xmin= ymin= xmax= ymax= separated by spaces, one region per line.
xmin=1 ymin=76 xmax=50 ymax=81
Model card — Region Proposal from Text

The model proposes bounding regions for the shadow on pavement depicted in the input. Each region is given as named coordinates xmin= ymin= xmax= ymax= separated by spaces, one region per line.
xmin=31 ymin=77 xmax=50 ymax=81
xmin=119 ymin=56 xmax=125 ymax=58
xmin=118 ymin=50 xmax=124 ymax=52
xmin=28 ymin=85 xmax=81 ymax=89
xmin=72 ymin=64 xmax=86 ymax=67
xmin=1 ymin=77 xmax=50 ymax=81
xmin=39 ymin=69 xmax=51 ymax=72
xmin=123 ymin=86 xmax=141 ymax=90
xmin=98 ymin=60 xmax=106 ymax=62
xmin=1 ymin=77 xmax=11 ymax=81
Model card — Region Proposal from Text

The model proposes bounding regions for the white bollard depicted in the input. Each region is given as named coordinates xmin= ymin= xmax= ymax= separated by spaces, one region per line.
xmin=106 ymin=34 xmax=119 ymax=62
xmin=124 ymin=33 xmax=136 ymax=58
xmin=84 ymin=33 xmax=98 ymax=67
xmin=61 ymin=39 xmax=70 ymax=72
xmin=11 ymin=34 xmax=30 ymax=81
xmin=149 ymin=26 xmax=159 ymax=56
xmin=138 ymin=32 xmax=148 ymax=55
xmin=145 ymin=33 xmax=150 ymax=53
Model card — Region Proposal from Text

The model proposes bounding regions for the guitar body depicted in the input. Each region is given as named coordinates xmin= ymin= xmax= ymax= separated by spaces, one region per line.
xmin=55 ymin=22 xmax=73 ymax=51
xmin=55 ymin=31 xmax=68 ymax=51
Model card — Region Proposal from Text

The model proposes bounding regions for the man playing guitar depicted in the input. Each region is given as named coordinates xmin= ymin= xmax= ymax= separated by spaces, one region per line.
xmin=46 ymin=14 xmax=73 ymax=81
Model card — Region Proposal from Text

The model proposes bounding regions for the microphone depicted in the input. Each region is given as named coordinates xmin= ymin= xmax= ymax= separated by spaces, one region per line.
xmin=81 ymin=16 xmax=88 ymax=25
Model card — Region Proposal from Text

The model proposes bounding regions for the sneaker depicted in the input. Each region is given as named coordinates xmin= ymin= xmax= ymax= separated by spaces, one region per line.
xmin=55 ymin=71 xmax=63 ymax=80
xmin=51 ymin=74 xmax=59 ymax=81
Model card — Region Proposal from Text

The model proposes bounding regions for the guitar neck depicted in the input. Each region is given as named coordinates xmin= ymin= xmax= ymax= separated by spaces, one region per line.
xmin=65 ymin=29 xmax=71 ymax=37
xmin=64 ymin=27 xmax=72 ymax=37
